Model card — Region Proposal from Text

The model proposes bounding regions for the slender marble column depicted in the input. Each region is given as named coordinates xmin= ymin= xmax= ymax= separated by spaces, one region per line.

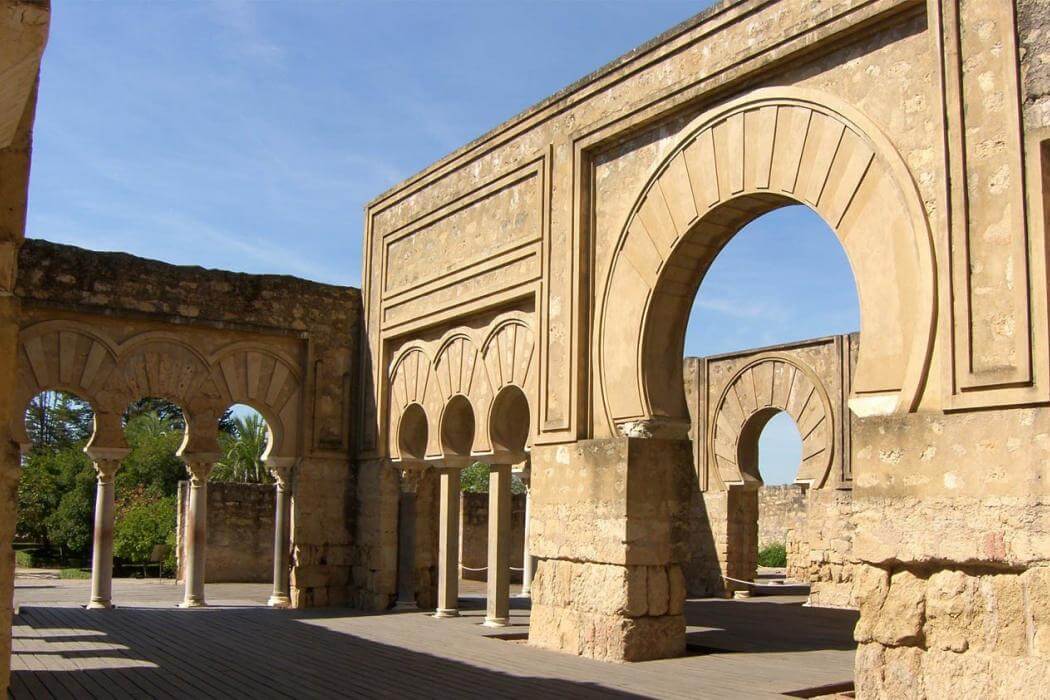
xmin=267 ymin=461 xmax=294 ymax=608
xmin=181 ymin=460 xmax=214 ymax=608
xmin=520 ymin=481 xmax=535 ymax=598
xmin=434 ymin=467 xmax=461 ymax=618
xmin=484 ymin=463 xmax=512 ymax=626
xmin=87 ymin=458 xmax=121 ymax=609
xmin=395 ymin=469 xmax=421 ymax=608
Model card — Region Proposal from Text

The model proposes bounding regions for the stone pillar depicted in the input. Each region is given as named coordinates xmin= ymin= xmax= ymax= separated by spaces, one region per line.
xmin=484 ymin=463 xmax=512 ymax=627
xmin=434 ymin=467 xmax=460 ymax=617
xmin=87 ymin=457 xmax=122 ymax=609
xmin=528 ymin=437 xmax=691 ymax=662
xmin=181 ymin=460 xmax=214 ymax=608
xmin=267 ymin=459 xmax=295 ymax=608
xmin=724 ymin=486 xmax=759 ymax=594
xmin=519 ymin=469 xmax=535 ymax=598
xmin=395 ymin=469 xmax=420 ymax=608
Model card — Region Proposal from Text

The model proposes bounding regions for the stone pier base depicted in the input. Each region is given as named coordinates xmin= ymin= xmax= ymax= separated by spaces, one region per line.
xmin=527 ymin=437 xmax=691 ymax=662
xmin=529 ymin=560 xmax=685 ymax=661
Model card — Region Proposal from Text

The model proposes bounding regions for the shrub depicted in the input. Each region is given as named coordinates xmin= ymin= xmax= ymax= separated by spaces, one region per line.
xmin=59 ymin=568 xmax=90 ymax=580
xmin=15 ymin=549 xmax=38 ymax=568
xmin=114 ymin=493 xmax=176 ymax=565
xmin=758 ymin=542 xmax=787 ymax=568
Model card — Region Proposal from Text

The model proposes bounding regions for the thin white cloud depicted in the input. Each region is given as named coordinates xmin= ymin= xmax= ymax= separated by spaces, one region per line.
xmin=206 ymin=0 xmax=285 ymax=66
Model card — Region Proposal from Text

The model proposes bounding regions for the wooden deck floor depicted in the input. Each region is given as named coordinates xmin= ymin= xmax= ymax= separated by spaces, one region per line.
xmin=10 ymin=577 xmax=858 ymax=699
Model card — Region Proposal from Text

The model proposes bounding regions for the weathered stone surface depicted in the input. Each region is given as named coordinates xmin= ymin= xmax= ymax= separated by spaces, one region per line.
xmin=176 ymin=481 xmax=275 ymax=584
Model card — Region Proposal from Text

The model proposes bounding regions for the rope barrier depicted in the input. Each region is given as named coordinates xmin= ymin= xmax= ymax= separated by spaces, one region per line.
xmin=458 ymin=565 xmax=526 ymax=573
xmin=721 ymin=574 xmax=800 ymax=587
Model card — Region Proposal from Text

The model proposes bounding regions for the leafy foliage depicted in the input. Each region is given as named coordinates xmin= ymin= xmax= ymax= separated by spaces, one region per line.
xmin=212 ymin=412 xmax=271 ymax=483
xmin=17 ymin=392 xmax=185 ymax=565
xmin=18 ymin=439 xmax=95 ymax=554
xmin=123 ymin=397 xmax=186 ymax=431
xmin=113 ymin=489 xmax=176 ymax=566
xmin=758 ymin=542 xmax=787 ymax=568
xmin=24 ymin=391 xmax=93 ymax=448
xmin=115 ymin=412 xmax=187 ymax=498
xmin=459 ymin=462 xmax=526 ymax=494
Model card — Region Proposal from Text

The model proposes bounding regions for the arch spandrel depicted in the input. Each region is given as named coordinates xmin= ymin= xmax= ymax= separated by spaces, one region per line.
xmin=209 ymin=343 xmax=303 ymax=459
xmin=479 ymin=319 xmax=536 ymax=458
xmin=12 ymin=322 xmax=120 ymax=447
xmin=598 ymin=87 xmax=936 ymax=436
xmin=710 ymin=356 xmax=835 ymax=490
xmin=387 ymin=345 xmax=441 ymax=461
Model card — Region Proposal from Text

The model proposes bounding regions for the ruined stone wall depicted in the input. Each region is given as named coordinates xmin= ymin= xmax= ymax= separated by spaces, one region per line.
xmin=176 ymin=481 xmax=275 ymax=583
xmin=757 ymin=485 xmax=806 ymax=550
xmin=459 ymin=492 xmax=525 ymax=583
xmin=792 ymin=488 xmax=857 ymax=608
xmin=14 ymin=239 xmax=361 ymax=608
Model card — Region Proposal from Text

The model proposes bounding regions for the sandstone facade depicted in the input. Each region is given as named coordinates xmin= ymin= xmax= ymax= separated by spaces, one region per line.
xmin=356 ymin=0 xmax=1050 ymax=690
xmin=2 ymin=0 xmax=1049 ymax=696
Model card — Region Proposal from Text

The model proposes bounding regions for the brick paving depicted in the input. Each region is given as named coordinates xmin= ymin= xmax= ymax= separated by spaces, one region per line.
xmin=10 ymin=572 xmax=857 ymax=699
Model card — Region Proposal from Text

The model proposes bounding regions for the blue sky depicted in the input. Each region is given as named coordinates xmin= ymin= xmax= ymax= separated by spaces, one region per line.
xmin=28 ymin=1 xmax=858 ymax=484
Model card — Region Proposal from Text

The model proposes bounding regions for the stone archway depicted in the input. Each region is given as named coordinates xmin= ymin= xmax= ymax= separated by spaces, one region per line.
xmin=711 ymin=356 xmax=834 ymax=490
xmin=597 ymin=88 xmax=936 ymax=438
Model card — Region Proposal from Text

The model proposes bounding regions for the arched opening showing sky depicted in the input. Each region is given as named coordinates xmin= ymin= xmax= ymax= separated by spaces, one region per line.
xmin=686 ymin=205 xmax=860 ymax=485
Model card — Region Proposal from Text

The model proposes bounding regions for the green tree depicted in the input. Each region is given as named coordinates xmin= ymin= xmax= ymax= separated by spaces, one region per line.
xmin=459 ymin=462 xmax=526 ymax=494
xmin=113 ymin=488 xmax=176 ymax=566
xmin=18 ymin=390 xmax=96 ymax=558
xmin=115 ymin=411 xmax=187 ymax=498
xmin=212 ymin=413 xmax=271 ymax=483
xmin=24 ymin=391 xmax=93 ymax=450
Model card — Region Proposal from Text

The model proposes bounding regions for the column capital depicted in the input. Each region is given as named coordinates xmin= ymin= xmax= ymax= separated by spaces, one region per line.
xmin=93 ymin=459 xmax=122 ymax=484
xmin=399 ymin=467 xmax=427 ymax=493
xmin=184 ymin=460 xmax=215 ymax=485
xmin=266 ymin=458 xmax=298 ymax=490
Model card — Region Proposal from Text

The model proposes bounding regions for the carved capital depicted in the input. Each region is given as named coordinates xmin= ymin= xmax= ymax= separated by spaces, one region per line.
xmin=269 ymin=464 xmax=294 ymax=490
xmin=185 ymin=461 xmax=214 ymax=485
xmin=399 ymin=467 xmax=426 ymax=493
xmin=93 ymin=459 xmax=121 ymax=484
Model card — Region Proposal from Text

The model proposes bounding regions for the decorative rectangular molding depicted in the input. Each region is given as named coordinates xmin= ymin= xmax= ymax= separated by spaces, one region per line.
xmin=937 ymin=0 xmax=1045 ymax=409
xmin=380 ymin=156 xmax=547 ymax=297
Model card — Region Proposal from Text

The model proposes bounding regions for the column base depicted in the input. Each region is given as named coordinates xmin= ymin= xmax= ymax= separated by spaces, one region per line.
xmin=433 ymin=608 xmax=459 ymax=618
xmin=517 ymin=590 xmax=531 ymax=598
xmin=179 ymin=598 xmax=207 ymax=608
xmin=267 ymin=594 xmax=291 ymax=608
xmin=86 ymin=599 xmax=112 ymax=610
xmin=482 ymin=617 xmax=509 ymax=627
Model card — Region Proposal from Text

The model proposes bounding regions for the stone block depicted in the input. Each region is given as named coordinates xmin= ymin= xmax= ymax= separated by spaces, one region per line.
xmin=1022 ymin=566 xmax=1050 ymax=658
xmin=873 ymin=570 xmax=926 ymax=647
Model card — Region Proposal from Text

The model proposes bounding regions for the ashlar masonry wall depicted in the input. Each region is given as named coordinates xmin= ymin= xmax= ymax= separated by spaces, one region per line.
xmin=176 ymin=481 xmax=275 ymax=584
xmin=14 ymin=239 xmax=362 ymax=607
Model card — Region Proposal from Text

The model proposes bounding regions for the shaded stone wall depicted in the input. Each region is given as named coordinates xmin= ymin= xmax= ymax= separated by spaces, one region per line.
xmin=459 ymin=492 xmax=525 ymax=583
xmin=176 ymin=481 xmax=275 ymax=584
xmin=14 ymin=239 xmax=361 ymax=608
xmin=0 ymin=3 xmax=49 ymax=693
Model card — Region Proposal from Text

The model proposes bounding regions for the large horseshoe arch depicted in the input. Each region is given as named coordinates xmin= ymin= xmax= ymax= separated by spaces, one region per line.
xmin=596 ymin=87 xmax=936 ymax=436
